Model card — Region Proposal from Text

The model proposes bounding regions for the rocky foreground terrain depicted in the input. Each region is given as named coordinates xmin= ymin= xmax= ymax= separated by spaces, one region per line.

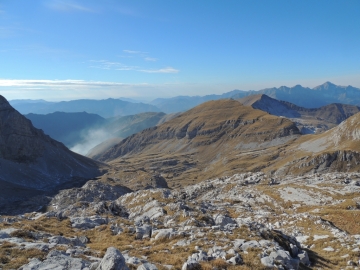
xmin=1 ymin=172 xmax=360 ymax=269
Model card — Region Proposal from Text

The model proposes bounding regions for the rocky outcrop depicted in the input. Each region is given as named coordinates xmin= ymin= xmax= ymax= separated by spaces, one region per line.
xmin=0 ymin=172 xmax=357 ymax=269
xmin=50 ymin=180 xmax=132 ymax=211
xmin=296 ymin=150 xmax=360 ymax=174
xmin=20 ymin=250 xmax=91 ymax=270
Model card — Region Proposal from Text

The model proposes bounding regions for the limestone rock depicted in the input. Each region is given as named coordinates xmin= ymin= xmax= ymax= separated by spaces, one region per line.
xmin=241 ymin=240 xmax=261 ymax=251
xmin=181 ymin=259 xmax=200 ymax=270
xmin=48 ymin=235 xmax=85 ymax=247
xmin=269 ymin=250 xmax=299 ymax=270
xmin=137 ymin=262 xmax=158 ymax=270
xmin=20 ymin=250 xmax=90 ymax=270
xmin=227 ymin=253 xmax=243 ymax=265
xmin=153 ymin=228 xmax=174 ymax=241
xmin=70 ymin=216 xmax=108 ymax=229
xmin=136 ymin=224 xmax=152 ymax=239
xmin=96 ymin=247 xmax=129 ymax=270
xmin=213 ymin=214 xmax=237 ymax=227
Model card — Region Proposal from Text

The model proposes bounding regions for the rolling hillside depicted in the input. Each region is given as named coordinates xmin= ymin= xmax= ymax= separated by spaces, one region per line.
xmin=94 ymin=99 xmax=301 ymax=188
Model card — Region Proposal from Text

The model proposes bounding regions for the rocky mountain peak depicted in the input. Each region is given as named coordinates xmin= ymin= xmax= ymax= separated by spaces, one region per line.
xmin=314 ymin=81 xmax=338 ymax=90
xmin=0 ymin=95 xmax=12 ymax=108
xmin=323 ymin=81 xmax=336 ymax=87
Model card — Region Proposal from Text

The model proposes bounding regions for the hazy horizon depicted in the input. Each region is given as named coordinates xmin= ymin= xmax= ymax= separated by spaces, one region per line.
xmin=5 ymin=80 xmax=360 ymax=103
xmin=1 ymin=1 xmax=360 ymax=101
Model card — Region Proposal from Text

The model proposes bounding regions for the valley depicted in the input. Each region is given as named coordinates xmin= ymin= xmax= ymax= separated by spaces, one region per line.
xmin=1 ymin=85 xmax=360 ymax=270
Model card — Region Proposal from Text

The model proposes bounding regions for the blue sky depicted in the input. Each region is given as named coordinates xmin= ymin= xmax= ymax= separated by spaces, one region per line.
xmin=1 ymin=0 xmax=360 ymax=101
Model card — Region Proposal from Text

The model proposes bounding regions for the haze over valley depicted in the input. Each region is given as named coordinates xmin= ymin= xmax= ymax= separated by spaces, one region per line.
xmin=1 ymin=1 xmax=360 ymax=269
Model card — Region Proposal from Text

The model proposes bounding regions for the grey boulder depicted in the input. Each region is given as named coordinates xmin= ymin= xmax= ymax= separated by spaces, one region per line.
xmin=227 ymin=253 xmax=243 ymax=265
xmin=213 ymin=214 xmax=236 ymax=227
xmin=96 ymin=247 xmax=129 ymax=270
xmin=181 ymin=259 xmax=200 ymax=270
xmin=70 ymin=216 xmax=108 ymax=230
xmin=48 ymin=235 xmax=85 ymax=247
xmin=269 ymin=250 xmax=299 ymax=270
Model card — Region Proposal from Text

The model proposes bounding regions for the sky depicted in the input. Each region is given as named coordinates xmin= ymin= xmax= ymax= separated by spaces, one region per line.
xmin=1 ymin=0 xmax=360 ymax=101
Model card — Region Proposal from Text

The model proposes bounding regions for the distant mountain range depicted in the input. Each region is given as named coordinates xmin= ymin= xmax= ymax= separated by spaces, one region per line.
xmin=232 ymin=82 xmax=360 ymax=108
xmin=11 ymin=82 xmax=360 ymax=116
xmin=150 ymin=90 xmax=242 ymax=113
xmin=150 ymin=82 xmax=360 ymax=113
xmin=10 ymin=98 xmax=161 ymax=118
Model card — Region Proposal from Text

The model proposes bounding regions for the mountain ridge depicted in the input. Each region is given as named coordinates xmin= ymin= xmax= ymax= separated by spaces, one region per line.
xmin=151 ymin=82 xmax=360 ymax=113
xmin=231 ymin=82 xmax=360 ymax=108
xmin=238 ymin=94 xmax=360 ymax=134
xmin=10 ymin=98 xmax=161 ymax=118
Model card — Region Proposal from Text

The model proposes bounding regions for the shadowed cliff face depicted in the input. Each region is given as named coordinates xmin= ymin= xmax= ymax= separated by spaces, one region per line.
xmin=0 ymin=96 xmax=66 ymax=162
xmin=0 ymin=95 xmax=107 ymax=214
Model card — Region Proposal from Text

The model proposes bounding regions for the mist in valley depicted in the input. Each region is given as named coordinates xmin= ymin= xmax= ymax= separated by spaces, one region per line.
xmin=70 ymin=128 xmax=114 ymax=156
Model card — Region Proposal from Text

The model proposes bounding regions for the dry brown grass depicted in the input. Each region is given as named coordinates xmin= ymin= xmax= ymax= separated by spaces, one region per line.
xmin=296 ymin=199 xmax=360 ymax=235
xmin=225 ymin=226 xmax=262 ymax=243
xmin=200 ymin=248 xmax=267 ymax=270
xmin=1 ymin=217 xmax=75 ymax=237
xmin=320 ymin=210 xmax=360 ymax=234
xmin=9 ymin=229 xmax=36 ymax=241
xmin=0 ymin=243 xmax=46 ymax=270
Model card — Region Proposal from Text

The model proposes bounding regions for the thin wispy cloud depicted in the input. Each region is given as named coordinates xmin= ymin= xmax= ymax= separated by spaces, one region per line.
xmin=121 ymin=50 xmax=159 ymax=62
xmin=0 ymin=79 xmax=156 ymax=101
xmin=140 ymin=67 xmax=179 ymax=74
xmin=89 ymin=60 xmax=179 ymax=74
xmin=123 ymin=50 xmax=147 ymax=54
xmin=144 ymin=57 xmax=158 ymax=62
xmin=46 ymin=0 xmax=95 ymax=13
xmin=89 ymin=60 xmax=138 ymax=71
xmin=0 ymin=79 xmax=138 ymax=88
